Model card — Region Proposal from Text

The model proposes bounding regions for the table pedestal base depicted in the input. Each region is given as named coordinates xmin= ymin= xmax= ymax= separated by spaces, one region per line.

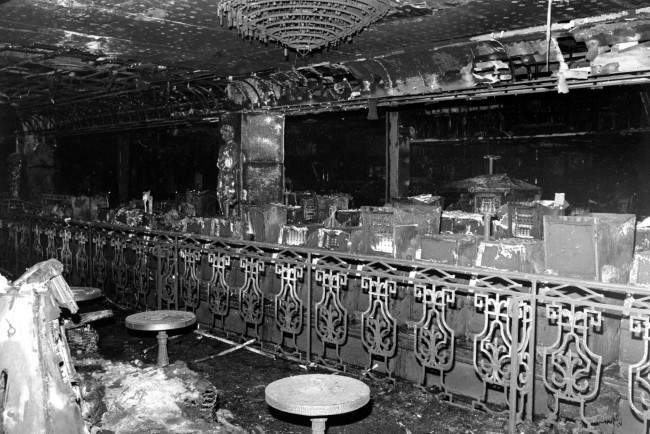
xmin=125 ymin=310 xmax=196 ymax=368
xmin=311 ymin=417 xmax=327 ymax=434
xmin=156 ymin=331 xmax=169 ymax=366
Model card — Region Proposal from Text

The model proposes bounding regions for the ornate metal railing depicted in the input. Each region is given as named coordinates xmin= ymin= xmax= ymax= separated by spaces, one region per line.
xmin=2 ymin=215 xmax=649 ymax=432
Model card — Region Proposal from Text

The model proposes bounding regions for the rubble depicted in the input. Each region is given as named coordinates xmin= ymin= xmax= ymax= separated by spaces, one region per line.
xmin=89 ymin=360 xmax=237 ymax=433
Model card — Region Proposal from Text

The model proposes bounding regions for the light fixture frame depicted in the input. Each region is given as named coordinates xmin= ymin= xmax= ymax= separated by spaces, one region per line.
xmin=218 ymin=0 xmax=390 ymax=55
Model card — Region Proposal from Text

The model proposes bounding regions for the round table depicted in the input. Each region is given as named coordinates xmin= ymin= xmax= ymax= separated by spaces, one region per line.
xmin=265 ymin=374 xmax=370 ymax=434
xmin=125 ymin=310 xmax=196 ymax=366
xmin=69 ymin=286 xmax=103 ymax=302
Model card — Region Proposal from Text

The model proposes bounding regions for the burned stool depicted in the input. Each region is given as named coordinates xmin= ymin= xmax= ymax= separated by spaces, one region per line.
xmin=69 ymin=286 xmax=103 ymax=302
xmin=265 ymin=374 xmax=370 ymax=434
xmin=125 ymin=310 xmax=196 ymax=367
xmin=65 ymin=286 xmax=112 ymax=357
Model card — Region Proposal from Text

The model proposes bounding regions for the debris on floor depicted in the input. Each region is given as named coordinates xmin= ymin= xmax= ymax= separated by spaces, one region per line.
xmin=79 ymin=358 xmax=243 ymax=433
xmin=77 ymin=308 xmax=592 ymax=433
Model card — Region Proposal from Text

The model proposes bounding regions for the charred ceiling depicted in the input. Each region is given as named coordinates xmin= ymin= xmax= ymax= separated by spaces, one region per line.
xmin=0 ymin=0 xmax=642 ymax=71
xmin=0 ymin=0 xmax=648 ymax=134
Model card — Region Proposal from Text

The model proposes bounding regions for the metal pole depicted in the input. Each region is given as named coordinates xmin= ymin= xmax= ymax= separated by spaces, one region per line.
xmin=385 ymin=113 xmax=390 ymax=204
xmin=545 ymin=0 xmax=553 ymax=71
xmin=13 ymin=223 xmax=18 ymax=275
xmin=156 ymin=253 xmax=162 ymax=310
xmin=526 ymin=281 xmax=538 ymax=421
xmin=306 ymin=252 xmax=312 ymax=363
xmin=87 ymin=225 xmax=93 ymax=287
xmin=508 ymin=295 xmax=521 ymax=431
xmin=173 ymin=236 xmax=179 ymax=310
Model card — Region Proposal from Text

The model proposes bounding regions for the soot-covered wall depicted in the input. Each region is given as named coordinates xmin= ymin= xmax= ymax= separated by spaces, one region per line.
xmin=49 ymin=83 xmax=649 ymax=216
xmin=402 ymin=86 xmax=650 ymax=216
xmin=408 ymin=135 xmax=650 ymax=215
xmin=54 ymin=127 xmax=222 ymax=205
xmin=284 ymin=111 xmax=386 ymax=206
xmin=0 ymin=106 xmax=17 ymax=193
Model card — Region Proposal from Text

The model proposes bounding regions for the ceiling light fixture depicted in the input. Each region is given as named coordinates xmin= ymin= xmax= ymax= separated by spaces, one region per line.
xmin=217 ymin=0 xmax=390 ymax=55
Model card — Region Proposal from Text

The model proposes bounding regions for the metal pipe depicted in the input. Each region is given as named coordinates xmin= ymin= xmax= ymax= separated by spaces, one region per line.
xmin=526 ymin=281 xmax=538 ymax=421
xmin=545 ymin=0 xmax=553 ymax=71
xmin=306 ymin=251 xmax=312 ymax=363
xmin=508 ymin=295 xmax=521 ymax=430
xmin=194 ymin=329 xmax=274 ymax=359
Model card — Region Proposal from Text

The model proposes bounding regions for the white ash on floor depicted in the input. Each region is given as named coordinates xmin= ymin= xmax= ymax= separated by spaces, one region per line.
xmin=76 ymin=359 xmax=245 ymax=434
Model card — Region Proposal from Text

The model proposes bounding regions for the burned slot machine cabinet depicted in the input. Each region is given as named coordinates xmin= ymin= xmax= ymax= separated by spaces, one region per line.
xmin=0 ymin=260 xmax=85 ymax=434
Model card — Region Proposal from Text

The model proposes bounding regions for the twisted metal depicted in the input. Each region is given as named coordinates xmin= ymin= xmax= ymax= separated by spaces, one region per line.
xmin=217 ymin=0 xmax=390 ymax=54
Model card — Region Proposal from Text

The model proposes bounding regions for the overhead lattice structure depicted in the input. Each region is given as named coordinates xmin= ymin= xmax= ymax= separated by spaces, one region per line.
xmin=217 ymin=0 xmax=391 ymax=54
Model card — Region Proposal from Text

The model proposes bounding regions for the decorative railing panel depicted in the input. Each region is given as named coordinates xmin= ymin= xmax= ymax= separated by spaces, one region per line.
xmin=237 ymin=256 xmax=266 ymax=339
xmin=179 ymin=248 xmax=202 ymax=312
xmin=131 ymin=237 xmax=152 ymax=310
xmin=16 ymin=223 xmax=31 ymax=272
xmin=412 ymin=283 xmax=455 ymax=397
xmin=314 ymin=267 xmax=349 ymax=368
xmin=109 ymin=236 xmax=128 ymax=305
xmin=361 ymin=275 xmax=398 ymax=381
xmin=629 ymin=315 xmax=650 ymax=433
xmin=3 ymin=215 xmax=650 ymax=432
xmin=207 ymin=251 xmax=232 ymax=329
xmin=156 ymin=239 xmax=178 ymax=310
xmin=73 ymin=230 xmax=90 ymax=286
xmin=274 ymin=262 xmax=304 ymax=354
xmin=542 ymin=303 xmax=603 ymax=428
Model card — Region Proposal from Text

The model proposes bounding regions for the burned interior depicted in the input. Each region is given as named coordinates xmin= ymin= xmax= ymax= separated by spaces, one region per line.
xmin=1 ymin=0 xmax=650 ymax=433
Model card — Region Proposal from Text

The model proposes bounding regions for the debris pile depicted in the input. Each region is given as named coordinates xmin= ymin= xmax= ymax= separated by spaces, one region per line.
xmin=85 ymin=360 xmax=241 ymax=433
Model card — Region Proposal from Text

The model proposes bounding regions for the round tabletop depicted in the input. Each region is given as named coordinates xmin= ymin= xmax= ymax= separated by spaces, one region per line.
xmin=265 ymin=374 xmax=370 ymax=417
xmin=125 ymin=310 xmax=196 ymax=332
xmin=69 ymin=286 xmax=103 ymax=302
